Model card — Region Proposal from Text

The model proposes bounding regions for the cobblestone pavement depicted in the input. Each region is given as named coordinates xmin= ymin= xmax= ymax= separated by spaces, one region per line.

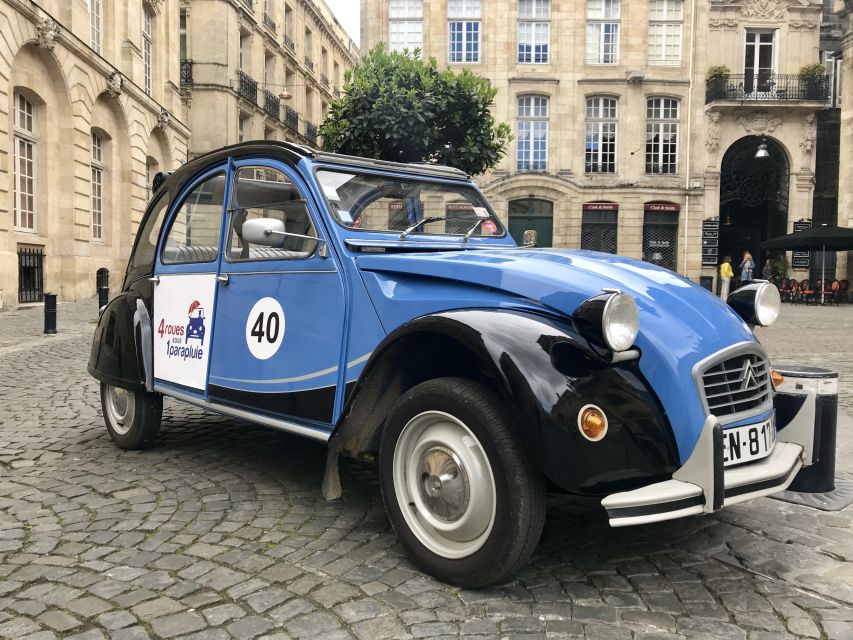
xmin=0 ymin=299 xmax=851 ymax=640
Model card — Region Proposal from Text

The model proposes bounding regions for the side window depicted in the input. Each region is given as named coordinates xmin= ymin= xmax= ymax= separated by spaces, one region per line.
xmin=162 ymin=172 xmax=226 ymax=264
xmin=228 ymin=166 xmax=318 ymax=261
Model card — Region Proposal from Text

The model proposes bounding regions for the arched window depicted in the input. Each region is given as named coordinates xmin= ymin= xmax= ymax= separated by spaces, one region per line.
xmin=517 ymin=95 xmax=549 ymax=171
xmin=13 ymin=92 xmax=36 ymax=231
xmin=91 ymin=132 xmax=105 ymax=240
xmin=645 ymin=97 xmax=679 ymax=174
xmin=585 ymin=96 xmax=617 ymax=173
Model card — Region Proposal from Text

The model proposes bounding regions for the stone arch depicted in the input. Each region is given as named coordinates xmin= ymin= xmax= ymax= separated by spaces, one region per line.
xmin=145 ymin=126 xmax=172 ymax=198
xmin=92 ymin=93 xmax=131 ymax=250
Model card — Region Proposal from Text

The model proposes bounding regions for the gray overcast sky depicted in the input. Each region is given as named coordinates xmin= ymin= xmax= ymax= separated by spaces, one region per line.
xmin=325 ymin=0 xmax=360 ymax=47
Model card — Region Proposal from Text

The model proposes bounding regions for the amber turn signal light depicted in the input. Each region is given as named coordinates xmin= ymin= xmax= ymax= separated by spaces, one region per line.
xmin=771 ymin=369 xmax=784 ymax=388
xmin=578 ymin=405 xmax=608 ymax=442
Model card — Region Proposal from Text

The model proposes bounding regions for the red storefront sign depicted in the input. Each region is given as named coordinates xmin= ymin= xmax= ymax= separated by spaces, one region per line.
xmin=583 ymin=203 xmax=619 ymax=211
xmin=644 ymin=203 xmax=681 ymax=213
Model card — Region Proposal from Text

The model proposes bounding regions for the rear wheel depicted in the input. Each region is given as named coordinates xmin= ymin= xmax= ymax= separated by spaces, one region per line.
xmin=101 ymin=383 xmax=162 ymax=450
xmin=379 ymin=377 xmax=546 ymax=588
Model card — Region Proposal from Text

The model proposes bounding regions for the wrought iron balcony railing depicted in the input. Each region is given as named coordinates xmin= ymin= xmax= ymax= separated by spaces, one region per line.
xmin=283 ymin=34 xmax=295 ymax=52
xmin=305 ymin=121 xmax=318 ymax=143
xmin=320 ymin=73 xmax=330 ymax=88
xmin=180 ymin=59 xmax=193 ymax=84
xmin=264 ymin=89 xmax=280 ymax=118
xmin=238 ymin=70 xmax=258 ymax=104
xmin=304 ymin=56 xmax=314 ymax=74
xmin=705 ymin=73 xmax=830 ymax=103
xmin=284 ymin=105 xmax=298 ymax=130
xmin=263 ymin=13 xmax=276 ymax=31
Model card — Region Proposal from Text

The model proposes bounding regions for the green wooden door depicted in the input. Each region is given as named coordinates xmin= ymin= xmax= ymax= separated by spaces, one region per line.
xmin=508 ymin=199 xmax=554 ymax=247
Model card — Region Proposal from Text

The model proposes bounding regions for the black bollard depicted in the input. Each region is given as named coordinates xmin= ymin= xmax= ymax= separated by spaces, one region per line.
xmin=44 ymin=292 xmax=57 ymax=335
xmin=98 ymin=285 xmax=109 ymax=310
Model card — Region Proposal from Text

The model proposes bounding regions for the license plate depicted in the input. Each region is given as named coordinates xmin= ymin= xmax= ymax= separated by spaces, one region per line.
xmin=722 ymin=415 xmax=776 ymax=467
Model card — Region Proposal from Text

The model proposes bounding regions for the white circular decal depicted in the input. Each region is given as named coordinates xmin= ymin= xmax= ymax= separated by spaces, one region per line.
xmin=245 ymin=297 xmax=285 ymax=360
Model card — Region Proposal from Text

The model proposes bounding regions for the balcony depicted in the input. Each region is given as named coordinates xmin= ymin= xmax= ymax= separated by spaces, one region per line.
xmin=706 ymin=73 xmax=830 ymax=104
xmin=284 ymin=105 xmax=298 ymax=131
xmin=264 ymin=89 xmax=280 ymax=119
xmin=238 ymin=70 xmax=258 ymax=104
xmin=180 ymin=59 xmax=193 ymax=84
xmin=263 ymin=13 xmax=276 ymax=31
xmin=320 ymin=73 xmax=330 ymax=88
xmin=283 ymin=34 xmax=295 ymax=53
xmin=304 ymin=56 xmax=314 ymax=74
xmin=305 ymin=121 xmax=318 ymax=144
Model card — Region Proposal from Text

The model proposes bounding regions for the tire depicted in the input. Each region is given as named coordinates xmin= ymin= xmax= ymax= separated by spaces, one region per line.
xmin=379 ymin=377 xmax=546 ymax=588
xmin=100 ymin=382 xmax=163 ymax=450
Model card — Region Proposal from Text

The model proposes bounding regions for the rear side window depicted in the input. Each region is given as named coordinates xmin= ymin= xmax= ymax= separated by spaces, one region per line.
xmin=130 ymin=192 xmax=169 ymax=270
xmin=162 ymin=172 xmax=226 ymax=264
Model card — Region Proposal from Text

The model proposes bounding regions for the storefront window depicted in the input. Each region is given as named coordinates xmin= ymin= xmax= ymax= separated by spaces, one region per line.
xmin=642 ymin=202 xmax=680 ymax=270
xmin=581 ymin=203 xmax=617 ymax=254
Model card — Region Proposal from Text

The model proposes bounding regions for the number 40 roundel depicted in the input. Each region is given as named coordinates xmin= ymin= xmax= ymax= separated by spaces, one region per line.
xmin=245 ymin=297 xmax=285 ymax=360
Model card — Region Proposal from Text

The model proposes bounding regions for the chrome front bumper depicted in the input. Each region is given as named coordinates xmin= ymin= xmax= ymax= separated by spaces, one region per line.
xmin=602 ymin=392 xmax=819 ymax=527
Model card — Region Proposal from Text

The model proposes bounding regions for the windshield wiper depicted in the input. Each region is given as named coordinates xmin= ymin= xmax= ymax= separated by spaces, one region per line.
xmin=462 ymin=218 xmax=485 ymax=242
xmin=399 ymin=216 xmax=447 ymax=239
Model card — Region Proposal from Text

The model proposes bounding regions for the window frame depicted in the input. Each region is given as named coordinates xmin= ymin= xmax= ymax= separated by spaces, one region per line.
xmin=90 ymin=0 xmax=103 ymax=54
xmin=389 ymin=0 xmax=423 ymax=53
xmin=91 ymin=132 xmax=105 ymax=241
xmin=159 ymin=169 xmax=227 ymax=266
xmin=645 ymin=96 xmax=679 ymax=175
xmin=648 ymin=0 xmax=683 ymax=66
xmin=448 ymin=20 xmax=480 ymax=64
xmin=584 ymin=96 xmax=618 ymax=174
xmin=13 ymin=93 xmax=37 ymax=232
xmin=586 ymin=0 xmax=621 ymax=65
xmin=517 ymin=0 xmax=550 ymax=64
xmin=516 ymin=95 xmax=549 ymax=172
xmin=143 ymin=8 xmax=153 ymax=95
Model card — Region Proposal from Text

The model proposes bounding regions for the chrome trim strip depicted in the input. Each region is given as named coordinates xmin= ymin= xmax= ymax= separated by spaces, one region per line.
xmin=219 ymin=270 xmax=337 ymax=276
xmin=154 ymin=385 xmax=331 ymax=442
xmin=209 ymin=352 xmax=372 ymax=385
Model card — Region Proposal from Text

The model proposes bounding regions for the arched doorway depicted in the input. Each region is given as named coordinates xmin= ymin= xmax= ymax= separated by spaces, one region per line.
xmin=508 ymin=198 xmax=553 ymax=247
xmin=719 ymin=137 xmax=789 ymax=274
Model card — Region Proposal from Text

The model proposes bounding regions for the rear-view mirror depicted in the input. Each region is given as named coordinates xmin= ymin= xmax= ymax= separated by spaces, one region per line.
xmin=242 ymin=218 xmax=286 ymax=247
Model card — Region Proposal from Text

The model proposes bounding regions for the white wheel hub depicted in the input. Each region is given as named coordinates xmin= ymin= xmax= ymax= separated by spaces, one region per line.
xmin=104 ymin=385 xmax=135 ymax=435
xmin=392 ymin=410 xmax=497 ymax=559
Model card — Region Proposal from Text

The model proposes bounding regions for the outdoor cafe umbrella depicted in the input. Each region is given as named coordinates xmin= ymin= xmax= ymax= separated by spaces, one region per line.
xmin=761 ymin=224 xmax=853 ymax=302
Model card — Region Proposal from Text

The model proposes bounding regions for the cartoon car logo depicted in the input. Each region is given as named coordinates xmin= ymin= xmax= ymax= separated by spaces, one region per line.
xmin=186 ymin=300 xmax=206 ymax=345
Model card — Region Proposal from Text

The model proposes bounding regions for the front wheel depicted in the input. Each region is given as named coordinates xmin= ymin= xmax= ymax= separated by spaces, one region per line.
xmin=100 ymin=383 xmax=162 ymax=450
xmin=379 ymin=377 xmax=546 ymax=588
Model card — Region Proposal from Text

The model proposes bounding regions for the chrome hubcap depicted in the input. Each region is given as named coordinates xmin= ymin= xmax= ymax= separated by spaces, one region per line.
xmin=104 ymin=385 xmax=135 ymax=435
xmin=392 ymin=411 xmax=496 ymax=559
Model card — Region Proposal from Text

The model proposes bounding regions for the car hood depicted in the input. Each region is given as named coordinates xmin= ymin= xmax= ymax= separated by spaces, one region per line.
xmin=356 ymin=248 xmax=760 ymax=461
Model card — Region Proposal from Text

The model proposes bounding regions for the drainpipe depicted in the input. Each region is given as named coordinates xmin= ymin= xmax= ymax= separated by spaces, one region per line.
xmin=682 ymin=0 xmax=699 ymax=276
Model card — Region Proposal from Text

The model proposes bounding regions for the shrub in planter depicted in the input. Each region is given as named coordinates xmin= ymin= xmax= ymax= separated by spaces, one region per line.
xmin=799 ymin=63 xmax=826 ymax=99
xmin=706 ymin=65 xmax=731 ymax=100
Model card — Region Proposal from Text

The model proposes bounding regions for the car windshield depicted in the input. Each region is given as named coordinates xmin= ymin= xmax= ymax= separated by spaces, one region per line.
xmin=317 ymin=169 xmax=503 ymax=238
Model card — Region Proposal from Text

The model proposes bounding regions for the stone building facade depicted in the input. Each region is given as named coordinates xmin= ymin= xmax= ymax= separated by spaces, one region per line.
xmin=0 ymin=0 xmax=190 ymax=309
xmin=180 ymin=0 xmax=358 ymax=157
xmin=362 ymin=0 xmax=833 ymax=284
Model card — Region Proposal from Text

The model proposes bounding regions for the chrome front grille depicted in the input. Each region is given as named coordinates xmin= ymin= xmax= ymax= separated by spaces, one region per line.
xmin=700 ymin=351 xmax=772 ymax=419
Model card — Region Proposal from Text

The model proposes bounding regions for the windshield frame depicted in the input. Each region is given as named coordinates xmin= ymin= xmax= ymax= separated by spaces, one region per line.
xmin=312 ymin=165 xmax=507 ymax=241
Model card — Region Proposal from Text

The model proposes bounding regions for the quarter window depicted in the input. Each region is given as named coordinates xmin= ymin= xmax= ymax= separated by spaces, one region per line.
xmin=91 ymin=133 xmax=104 ymax=240
xmin=228 ymin=167 xmax=318 ymax=261
xmin=585 ymin=96 xmax=618 ymax=174
xmin=162 ymin=173 xmax=226 ymax=264
xmin=648 ymin=0 xmax=683 ymax=65
xmin=517 ymin=96 xmax=549 ymax=172
xmin=586 ymin=0 xmax=620 ymax=64
xmin=13 ymin=93 xmax=36 ymax=231
xmin=645 ymin=97 xmax=679 ymax=174
xmin=143 ymin=8 xmax=153 ymax=95
xmin=389 ymin=0 xmax=423 ymax=53
xmin=448 ymin=0 xmax=480 ymax=63
xmin=518 ymin=0 xmax=550 ymax=64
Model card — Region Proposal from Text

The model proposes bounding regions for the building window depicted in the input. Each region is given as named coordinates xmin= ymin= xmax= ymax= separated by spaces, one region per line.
xmin=518 ymin=0 xmax=550 ymax=64
xmin=745 ymin=29 xmax=776 ymax=93
xmin=648 ymin=0 xmax=682 ymax=65
xmin=645 ymin=97 xmax=679 ymax=174
xmin=143 ymin=8 xmax=153 ymax=95
xmin=643 ymin=203 xmax=680 ymax=270
xmin=239 ymin=32 xmax=249 ymax=71
xmin=13 ymin=93 xmax=36 ymax=231
xmin=390 ymin=0 xmax=423 ymax=53
xmin=238 ymin=115 xmax=247 ymax=143
xmin=90 ymin=0 xmax=102 ymax=54
xmin=581 ymin=203 xmax=618 ymax=254
xmin=517 ymin=95 xmax=549 ymax=172
xmin=180 ymin=8 xmax=187 ymax=60
xmin=586 ymin=0 xmax=620 ymax=64
xmin=585 ymin=96 xmax=617 ymax=173
xmin=448 ymin=0 xmax=480 ymax=63
xmin=91 ymin=133 xmax=104 ymax=240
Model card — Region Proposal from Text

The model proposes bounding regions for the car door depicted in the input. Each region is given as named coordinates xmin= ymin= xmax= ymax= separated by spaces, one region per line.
xmin=152 ymin=166 xmax=228 ymax=397
xmin=206 ymin=161 xmax=347 ymax=430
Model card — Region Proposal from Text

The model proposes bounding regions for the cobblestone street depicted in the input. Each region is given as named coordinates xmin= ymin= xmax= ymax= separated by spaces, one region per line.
xmin=0 ymin=299 xmax=851 ymax=640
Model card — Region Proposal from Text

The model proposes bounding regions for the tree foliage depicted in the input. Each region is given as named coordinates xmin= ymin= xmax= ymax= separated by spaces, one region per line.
xmin=319 ymin=45 xmax=512 ymax=176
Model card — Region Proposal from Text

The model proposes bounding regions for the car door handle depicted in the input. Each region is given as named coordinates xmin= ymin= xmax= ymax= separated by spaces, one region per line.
xmin=148 ymin=276 xmax=160 ymax=285
xmin=217 ymin=274 xmax=229 ymax=286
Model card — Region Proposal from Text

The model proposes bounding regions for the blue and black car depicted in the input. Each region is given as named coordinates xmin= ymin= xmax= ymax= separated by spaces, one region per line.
xmin=89 ymin=141 xmax=819 ymax=587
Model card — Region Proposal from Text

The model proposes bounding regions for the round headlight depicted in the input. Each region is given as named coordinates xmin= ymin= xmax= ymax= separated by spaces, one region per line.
xmin=602 ymin=293 xmax=639 ymax=352
xmin=754 ymin=282 xmax=781 ymax=327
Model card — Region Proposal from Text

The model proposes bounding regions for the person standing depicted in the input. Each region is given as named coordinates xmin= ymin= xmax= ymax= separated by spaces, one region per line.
xmin=740 ymin=250 xmax=755 ymax=283
xmin=720 ymin=256 xmax=733 ymax=300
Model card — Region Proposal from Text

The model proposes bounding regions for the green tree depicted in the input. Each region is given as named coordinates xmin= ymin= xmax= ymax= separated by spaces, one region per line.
xmin=320 ymin=45 xmax=512 ymax=176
